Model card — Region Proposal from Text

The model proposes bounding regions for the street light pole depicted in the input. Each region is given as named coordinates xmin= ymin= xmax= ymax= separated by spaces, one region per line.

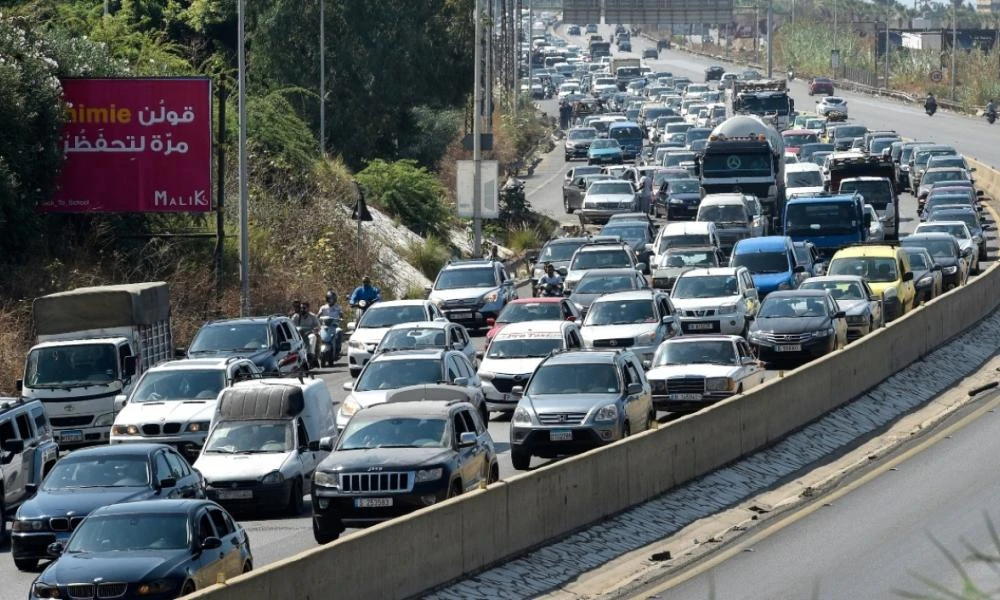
xmin=473 ymin=0 xmax=483 ymax=257
xmin=951 ymin=0 xmax=957 ymax=102
xmin=237 ymin=0 xmax=250 ymax=315
xmin=319 ymin=0 xmax=325 ymax=156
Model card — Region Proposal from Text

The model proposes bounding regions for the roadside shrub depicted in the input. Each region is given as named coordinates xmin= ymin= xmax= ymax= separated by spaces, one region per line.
xmin=402 ymin=236 xmax=451 ymax=280
xmin=507 ymin=228 xmax=542 ymax=253
xmin=356 ymin=159 xmax=451 ymax=238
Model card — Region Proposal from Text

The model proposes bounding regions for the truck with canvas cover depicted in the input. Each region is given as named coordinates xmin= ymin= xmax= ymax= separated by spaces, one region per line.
xmin=17 ymin=282 xmax=172 ymax=447
xmin=727 ymin=79 xmax=792 ymax=130
xmin=826 ymin=152 xmax=899 ymax=240
xmin=699 ymin=116 xmax=785 ymax=226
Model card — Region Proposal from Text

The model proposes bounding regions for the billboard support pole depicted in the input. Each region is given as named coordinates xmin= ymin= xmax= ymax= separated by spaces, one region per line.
xmin=237 ymin=0 xmax=251 ymax=316
xmin=215 ymin=84 xmax=228 ymax=312
xmin=766 ymin=0 xmax=773 ymax=78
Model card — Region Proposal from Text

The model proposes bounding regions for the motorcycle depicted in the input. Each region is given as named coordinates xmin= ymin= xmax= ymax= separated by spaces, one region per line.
xmin=297 ymin=326 xmax=319 ymax=370
xmin=535 ymin=281 xmax=564 ymax=298
xmin=787 ymin=69 xmax=795 ymax=81
xmin=987 ymin=111 xmax=997 ymax=125
xmin=351 ymin=298 xmax=376 ymax=322
xmin=925 ymin=103 xmax=937 ymax=116
xmin=318 ymin=316 xmax=342 ymax=368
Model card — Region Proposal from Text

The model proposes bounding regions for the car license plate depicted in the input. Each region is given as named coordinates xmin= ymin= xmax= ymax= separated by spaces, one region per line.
xmin=776 ymin=344 xmax=802 ymax=352
xmin=217 ymin=489 xmax=253 ymax=500
xmin=668 ymin=393 xmax=702 ymax=401
xmin=450 ymin=311 xmax=473 ymax=320
xmin=688 ymin=323 xmax=715 ymax=331
xmin=549 ymin=429 xmax=573 ymax=442
xmin=59 ymin=430 xmax=83 ymax=443
xmin=355 ymin=497 xmax=393 ymax=508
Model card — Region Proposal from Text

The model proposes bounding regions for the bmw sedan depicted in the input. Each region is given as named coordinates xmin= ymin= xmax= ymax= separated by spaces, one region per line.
xmin=30 ymin=499 xmax=251 ymax=599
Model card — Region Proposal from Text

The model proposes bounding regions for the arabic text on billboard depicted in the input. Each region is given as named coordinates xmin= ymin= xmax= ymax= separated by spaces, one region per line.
xmin=46 ymin=77 xmax=213 ymax=213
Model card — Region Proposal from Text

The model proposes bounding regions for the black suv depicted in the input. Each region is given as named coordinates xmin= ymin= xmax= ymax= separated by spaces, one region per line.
xmin=0 ymin=398 xmax=59 ymax=546
xmin=182 ymin=316 xmax=308 ymax=376
xmin=311 ymin=399 xmax=498 ymax=543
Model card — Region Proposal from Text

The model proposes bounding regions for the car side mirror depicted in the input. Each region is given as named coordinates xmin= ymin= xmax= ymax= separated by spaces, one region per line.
xmin=123 ymin=355 xmax=137 ymax=377
xmin=793 ymin=265 xmax=806 ymax=273
xmin=932 ymin=264 xmax=942 ymax=271
xmin=277 ymin=341 xmax=292 ymax=352
xmin=452 ymin=342 xmax=465 ymax=351
xmin=834 ymin=311 xmax=846 ymax=319
xmin=308 ymin=440 xmax=320 ymax=452
xmin=563 ymin=288 xmax=573 ymax=296
xmin=475 ymin=350 xmax=485 ymax=360
xmin=661 ymin=315 xmax=673 ymax=324
xmin=453 ymin=377 xmax=469 ymax=386
xmin=174 ymin=347 xmax=187 ymax=359
xmin=114 ymin=394 xmax=128 ymax=411
xmin=902 ymin=271 xmax=914 ymax=281
xmin=347 ymin=322 xmax=357 ymax=333
xmin=642 ymin=359 xmax=652 ymax=369
xmin=977 ymin=190 xmax=985 ymax=196
xmin=458 ymin=431 xmax=478 ymax=448
xmin=158 ymin=477 xmax=177 ymax=490
xmin=558 ymin=267 xmax=568 ymax=276
xmin=201 ymin=537 xmax=223 ymax=551
xmin=318 ymin=436 xmax=335 ymax=452
xmin=342 ymin=381 xmax=354 ymax=391
xmin=47 ymin=542 xmax=65 ymax=557
xmin=626 ymin=382 xmax=643 ymax=395
xmin=510 ymin=386 xmax=524 ymax=398
xmin=486 ymin=317 xmax=496 ymax=326
xmin=423 ymin=286 xmax=433 ymax=298
xmin=636 ymin=263 xmax=648 ymax=273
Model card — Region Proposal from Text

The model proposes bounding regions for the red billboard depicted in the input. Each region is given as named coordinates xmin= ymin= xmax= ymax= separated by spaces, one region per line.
xmin=43 ymin=77 xmax=213 ymax=213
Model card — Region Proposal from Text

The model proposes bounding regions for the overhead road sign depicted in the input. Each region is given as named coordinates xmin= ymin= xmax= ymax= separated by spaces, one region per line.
xmin=604 ymin=0 xmax=735 ymax=25
xmin=563 ymin=0 xmax=601 ymax=24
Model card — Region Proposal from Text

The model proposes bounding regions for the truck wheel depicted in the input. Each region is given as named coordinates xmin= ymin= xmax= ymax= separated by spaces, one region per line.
xmin=14 ymin=557 xmax=38 ymax=571
xmin=312 ymin=517 xmax=341 ymax=545
xmin=511 ymin=447 xmax=532 ymax=471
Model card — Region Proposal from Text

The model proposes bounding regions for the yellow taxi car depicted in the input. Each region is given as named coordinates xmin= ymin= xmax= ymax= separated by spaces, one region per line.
xmin=826 ymin=244 xmax=916 ymax=322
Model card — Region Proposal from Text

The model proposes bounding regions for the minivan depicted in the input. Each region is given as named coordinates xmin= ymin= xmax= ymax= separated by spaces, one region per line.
xmin=729 ymin=236 xmax=805 ymax=296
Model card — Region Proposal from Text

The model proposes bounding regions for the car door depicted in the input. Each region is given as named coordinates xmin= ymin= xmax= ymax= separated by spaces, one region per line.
xmin=207 ymin=507 xmax=244 ymax=578
xmin=740 ymin=270 xmax=760 ymax=316
xmin=13 ymin=412 xmax=37 ymax=491
xmin=191 ymin=509 xmax=226 ymax=588
xmin=622 ymin=358 xmax=650 ymax=429
xmin=164 ymin=449 xmax=201 ymax=498
xmin=452 ymin=410 xmax=481 ymax=491
xmin=153 ymin=451 xmax=183 ymax=498
xmin=0 ymin=416 xmax=26 ymax=506
xmin=737 ymin=340 xmax=765 ymax=386
xmin=864 ymin=281 xmax=883 ymax=326
xmin=828 ymin=294 xmax=848 ymax=345
xmin=295 ymin=417 xmax=317 ymax=478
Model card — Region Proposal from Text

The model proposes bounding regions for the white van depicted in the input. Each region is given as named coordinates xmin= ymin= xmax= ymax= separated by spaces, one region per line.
xmin=696 ymin=193 xmax=764 ymax=253
xmin=784 ymin=162 xmax=825 ymax=198
xmin=194 ymin=377 xmax=337 ymax=515
xmin=653 ymin=221 xmax=722 ymax=266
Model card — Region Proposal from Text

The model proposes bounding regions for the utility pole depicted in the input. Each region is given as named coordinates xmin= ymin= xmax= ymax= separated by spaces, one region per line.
xmin=237 ymin=0 xmax=250 ymax=316
xmin=885 ymin=20 xmax=890 ymax=87
xmin=486 ymin=0 xmax=494 ymax=131
xmin=755 ymin=0 xmax=760 ymax=65
xmin=104 ymin=0 xmax=109 ymax=16
xmin=951 ymin=0 xmax=957 ymax=102
xmin=319 ymin=0 xmax=326 ymax=156
xmin=513 ymin=0 xmax=520 ymax=120
xmin=473 ymin=0 xmax=484 ymax=257
xmin=766 ymin=0 xmax=773 ymax=78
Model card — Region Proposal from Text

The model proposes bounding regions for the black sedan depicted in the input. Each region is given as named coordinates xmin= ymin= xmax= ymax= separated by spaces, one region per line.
xmin=12 ymin=443 xmax=205 ymax=571
xmin=747 ymin=289 xmax=848 ymax=364
xmin=656 ymin=177 xmax=703 ymax=219
xmin=30 ymin=499 xmax=251 ymax=599
xmin=704 ymin=66 xmax=725 ymax=81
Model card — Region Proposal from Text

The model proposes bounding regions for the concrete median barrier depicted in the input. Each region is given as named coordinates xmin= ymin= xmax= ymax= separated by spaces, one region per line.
xmin=190 ymin=166 xmax=1000 ymax=600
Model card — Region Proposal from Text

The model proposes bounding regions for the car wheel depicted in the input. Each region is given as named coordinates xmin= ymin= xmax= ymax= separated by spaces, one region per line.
xmin=13 ymin=557 xmax=38 ymax=571
xmin=447 ymin=480 xmax=463 ymax=499
xmin=511 ymin=446 xmax=532 ymax=471
xmin=488 ymin=464 xmax=500 ymax=484
xmin=243 ymin=560 xmax=253 ymax=574
xmin=181 ymin=581 xmax=196 ymax=596
xmin=312 ymin=517 xmax=340 ymax=544
xmin=286 ymin=478 xmax=304 ymax=516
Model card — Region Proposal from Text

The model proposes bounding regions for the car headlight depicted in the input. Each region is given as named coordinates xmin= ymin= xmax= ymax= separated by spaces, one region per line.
xmin=846 ymin=315 xmax=868 ymax=325
xmin=137 ymin=580 xmax=177 ymax=596
xmin=261 ymin=471 xmax=285 ymax=485
xmin=717 ymin=303 xmax=738 ymax=314
xmin=112 ymin=424 xmax=140 ymax=436
xmin=348 ymin=340 xmax=366 ymax=350
xmin=341 ymin=397 xmax=363 ymax=418
xmin=594 ymin=404 xmax=619 ymax=422
xmin=777 ymin=281 xmax=792 ymax=290
xmin=31 ymin=583 xmax=62 ymax=599
xmin=483 ymin=291 xmax=499 ymax=303
xmin=916 ymin=276 xmax=934 ymax=288
xmin=93 ymin=412 xmax=115 ymax=427
xmin=186 ymin=421 xmax=210 ymax=433
xmin=943 ymin=265 xmax=958 ymax=274
xmin=12 ymin=519 xmax=46 ymax=532
xmin=513 ymin=407 xmax=533 ymax=424
xmin=566 ymin=142 xmax=576 ymax=148
xmin=313 ymin=471 xmax=339 ymax=488
xmin=415 ymin=468 xmax=444 ymax=482
xmin=669 ymin=198 xmax=683 ymax=204
xmin=705 ymin=377 xmax=733 ymax=392
xmin=636 ymin=330 xmax=657 ymax=344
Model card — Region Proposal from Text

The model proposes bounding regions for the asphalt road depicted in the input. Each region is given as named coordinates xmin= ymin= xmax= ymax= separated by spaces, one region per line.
xmin=647 ymin=391 xmax=1000 ymax=600
xmin=2 ymin=27 xmax=998 ymax=599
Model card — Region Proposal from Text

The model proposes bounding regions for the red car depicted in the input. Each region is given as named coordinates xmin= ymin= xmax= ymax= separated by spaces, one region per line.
xmin=484 ymin=298 xmax=581 ymax=343
xmin=809 ymin=77 xmax=835 ymax=96
xmin=781 ymin=129 xmax=819 ymax=156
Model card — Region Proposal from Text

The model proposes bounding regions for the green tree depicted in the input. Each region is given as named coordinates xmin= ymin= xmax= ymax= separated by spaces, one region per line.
xmin=355 ymin=159 xmax=451 ymax=237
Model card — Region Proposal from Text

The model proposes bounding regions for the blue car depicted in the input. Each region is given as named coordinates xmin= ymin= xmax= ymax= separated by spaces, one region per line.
xmin=31 ymin=499 xmax=251 ymax=599
xmin=608 ymin=121 xmax=644 ymax=160
xmin=184 ymin=316 xmax=308 ymax=376
xmin=729 ymin=236 xmax=805 ymax=297
xmin=588 ymin=138 xmax=624 ymax=165
xmin=12 ymin=444 xmax=206 ymax=571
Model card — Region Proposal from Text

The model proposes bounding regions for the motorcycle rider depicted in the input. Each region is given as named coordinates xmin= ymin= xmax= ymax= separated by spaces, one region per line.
xmin=289 ymin=299 xmax=302 ymax=317
xmin=349 ymin=276 xmax=382 ymax=308
xmin=292 ymin=301 xmax=321 ymax=364
xmin=924 ymin=92 xmax=937 ymax=114
xmin=317 ymin=290 xmax=343 ymax=321
xmin=536 ymin=263 xmax=563 ymax=296
xmin=986 ymin=99 xmax=997 ymax=122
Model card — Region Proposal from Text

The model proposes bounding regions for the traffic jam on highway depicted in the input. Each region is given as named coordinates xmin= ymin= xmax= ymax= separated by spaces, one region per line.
xmin=1 ymin=20 xmax=996 ymax=600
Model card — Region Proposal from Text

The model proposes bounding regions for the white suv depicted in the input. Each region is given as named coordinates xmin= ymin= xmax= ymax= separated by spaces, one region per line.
xmin=670 ymin=267 xmax=760 ymax=336
xmin=110 ymin=357 xmax=261 ymax=460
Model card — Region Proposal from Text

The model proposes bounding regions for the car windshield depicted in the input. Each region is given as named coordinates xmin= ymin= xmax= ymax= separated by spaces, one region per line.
xmin=870 ymin=138 xmax=896 ymax=153
xmin=784 ymin=134 xmax=818 ymax=146
xmin=589 ymin=182 xmax=634 ymax=195
xmin=601 ymin=225 xmax=646 ymax=241
xmin=759 ymin=296 xmax=829 ymax=318
xmin=668 ymin=179 xmax=701 ymax=194
xmin=660 ymin=250 xmax=717 ymax=268
xmin=576 ymin=273 xmax=638 ymax=294
xmin=931 ymin=212 xmax=978 ymax=230
xmin=354 ymin=358 xmax=442 ymax=392
xmin=663 ymin=153 xmax=695 ymax=167
xmin=699 ymin=204 xmax=747 ymax=223
xmin=67 ymin=514 xmax=190 ymax=553
xmin=653 ymin=341 xmax=737 ymax=366
xmin=784 ymin=202 xmax=859 ymax=235
xmin=487 ymin=337 xmax=563 ymax=358
xmin=528 ymin=363 xmax=620 ymax=394
xmin=568 ymin=129 xmax=597 ymax=140
xmin=928 ymin=157 xmax=965 ymax=169
xmin=203 ymin=420 xmax=293 ymax=453
xmin=702 ymin=152 xmax=772 ymax=177
xmin=658 ymin=234 xmax=711 ymax=253
xmin=42 ymin=455 xmax=150 ymax=490
xmin=24 ymin=343 xmax=119 ymax=388
xmin=497 ymin=303 xmax=563 ymax=326
xmin=572 ymin=249 xmax=631 ymax=269
xmin=786 ymin=170 xmax=824 ymax=188
xmin=922 ymin=170 xmax=967 ymax=185
xmin=671 ymin=275 xmax=740 ymax=299
xmin=828 ymin=257 xmax=899 ymax=282
xmin=358 ymin=305 xmax=429 ymax=328
xmin=190 ymin=323 xmax=269 ymax=354
xmin=609 ymin=126 xmax=642 ymax=141
xmin=379 ymin=328 xmax=448 ymax=351
xmin=904 ymin=239 xmax=956 ymax=259
xmin=130 ymin=370 xmax=225 ymax=402
xmin=915 ymin=150 xmax=956 ymax=166
xmin=591 ymin=139 xmax=620 ymax=149
xmin=541 ymin=242 xmax=584 ymax=264
xmin=731 ymin=250 xmax=789 ymax=274
xmin=835 ymin=126 xmax=866 ymax=139
xmin=339 ymin=416 xmax=448 ymax=450
xmin=839 ymin=180 xmax=892 ymax=209
xmin=805 ymin=119 xmax=826 ymax=130
xmin=926 ymin=195 xmax=971 ymax=210
xmin=585 ymin=299 xmax=656 ymax=325
xmin=434 ymin=267 xmax=497 ymax=291
xmin=800 ymin=280 xmax=866 ymax=300
xmin=919 ymin=223 xmax=969 ymax=239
